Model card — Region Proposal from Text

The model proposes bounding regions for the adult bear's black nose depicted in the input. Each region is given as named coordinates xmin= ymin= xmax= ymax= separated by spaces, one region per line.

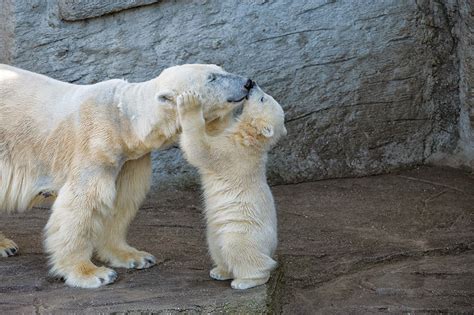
xmin=244 ymin=79 xmax=254 ymax=91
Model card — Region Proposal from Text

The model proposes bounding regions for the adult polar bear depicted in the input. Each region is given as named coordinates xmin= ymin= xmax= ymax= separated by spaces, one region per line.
xmin=0 ymin=63 xmax=253 ymax=288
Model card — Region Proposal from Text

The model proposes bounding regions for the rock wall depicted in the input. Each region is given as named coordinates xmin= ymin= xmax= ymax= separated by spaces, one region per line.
xmin=457 ymin=1 xmax=474 ymax=167
xmin=436 ymin=0 xmax=474 ymax=169
xmin=0 ymin=0 xmax=467 ymax=189
xmin=0 ymin=0 xmax=14 ymax=64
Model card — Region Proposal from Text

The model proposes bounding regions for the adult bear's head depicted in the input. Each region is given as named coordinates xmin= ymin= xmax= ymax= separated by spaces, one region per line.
xmin=122 ymin=64 xmax=254 ymax=149
xmin=154 ymin=64 xmax=253 ymax=122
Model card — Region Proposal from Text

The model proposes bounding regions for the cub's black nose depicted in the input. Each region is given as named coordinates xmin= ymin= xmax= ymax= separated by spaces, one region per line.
xmin=244 ymin=79 xmax=254 ymax=91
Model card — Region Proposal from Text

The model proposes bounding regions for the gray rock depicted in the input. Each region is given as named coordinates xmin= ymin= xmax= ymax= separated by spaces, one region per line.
xmin=0 ymin=0 xmax=14 ymax=64
xmin=0 ymin=0 xmax=470 ymax=190
xmin=430 ymin=0 xmax=474 ymax=169
xmin=58 ymin=0 xmax=160 ymax=21
xmin=456 ymin=1 xmax=474 ymax=159
xmin=151 ymin=147 xmax=200 ymax=190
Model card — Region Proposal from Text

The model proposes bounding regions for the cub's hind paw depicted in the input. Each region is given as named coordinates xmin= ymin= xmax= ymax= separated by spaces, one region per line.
xmin=210 ymin=266 xmax=232 ymax=281
xmin=231 ymin=276 xmax=270 ymax=290
xmin=0 ymin=238 xmax=18 ymax=257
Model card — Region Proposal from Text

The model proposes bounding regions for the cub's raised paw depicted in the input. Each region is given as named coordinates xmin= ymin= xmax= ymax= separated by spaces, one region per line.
xmin=231 ymin=277 xmax=269 ymax=290
xmin=0 ymin=237 xmax=18 ymax=257
xmin=210 ymin=266 xmax=232 ymax=281
xmin=65 ymin=263 xmax=117 ymax=288
xmin=177 ymin=91 xmax=202 ymax=114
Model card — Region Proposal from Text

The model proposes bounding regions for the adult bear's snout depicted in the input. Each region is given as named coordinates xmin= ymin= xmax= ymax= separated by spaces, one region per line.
xmin=226 ymin=77 xmax=255 ymax=103
xmin=244 ymin=79 xmax=254 ymax=91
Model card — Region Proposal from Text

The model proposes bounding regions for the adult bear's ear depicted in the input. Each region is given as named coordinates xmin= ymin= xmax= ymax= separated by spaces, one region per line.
xmin=156 ymin=90 xmax=176 ymax=106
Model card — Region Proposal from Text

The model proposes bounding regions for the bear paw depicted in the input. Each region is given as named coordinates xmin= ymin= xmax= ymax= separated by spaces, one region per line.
xmin=64 ymin=263 xmax=118 ymax=288
xmin=0 ymin=237 xmax=18 ymax=257
xmin=210 ymin=266 xmax=232 ymax=281
xmin=231 ymin=277 xmax=270 ymax=290
xmin=99 ymin=247 xmax=157 ymax=270
xmin=177 ymin=91 xmax=202 ymax=116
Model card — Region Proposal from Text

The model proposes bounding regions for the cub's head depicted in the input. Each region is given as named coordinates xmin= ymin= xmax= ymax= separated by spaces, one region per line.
xmin=235 ymin=85 xmax=287 ymax=149
xmin=155 ymin=64 xmax=253 ymax=122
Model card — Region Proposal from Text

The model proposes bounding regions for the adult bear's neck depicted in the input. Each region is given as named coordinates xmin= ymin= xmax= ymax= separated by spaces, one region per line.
xmin=116 ymin=79 xmax=179 ymax=154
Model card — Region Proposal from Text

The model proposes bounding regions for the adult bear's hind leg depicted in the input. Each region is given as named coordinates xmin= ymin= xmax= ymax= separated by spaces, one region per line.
xmin=95 ymin=154 xmax=156 ymax=269
xmin=0 ymin=232 xmax=18 ymax=257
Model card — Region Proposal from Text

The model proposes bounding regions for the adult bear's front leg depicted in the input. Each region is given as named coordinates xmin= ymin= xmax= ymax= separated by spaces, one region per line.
xmin=44 ymin=167 xmax=118 ymax=288
xmin=95 ymin=153 xmax=156 ymax=269
xmin=0 ymin=232 xmax=18 ymax=257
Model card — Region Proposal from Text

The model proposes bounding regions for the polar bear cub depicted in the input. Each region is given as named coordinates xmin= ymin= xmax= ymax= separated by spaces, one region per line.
xmin=177 ymin=86 xmax=286 ymax=289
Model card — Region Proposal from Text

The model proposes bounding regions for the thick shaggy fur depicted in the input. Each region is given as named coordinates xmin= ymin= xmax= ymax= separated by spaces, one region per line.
xmin=177 ymin=88 xmax=286 ymax=289
xmin=0 ymin=63 xmax=250 ymax=288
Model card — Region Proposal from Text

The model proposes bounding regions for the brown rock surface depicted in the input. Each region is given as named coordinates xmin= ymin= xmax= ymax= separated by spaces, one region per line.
xmin=0 ymin=166 xmax=473 ymax=313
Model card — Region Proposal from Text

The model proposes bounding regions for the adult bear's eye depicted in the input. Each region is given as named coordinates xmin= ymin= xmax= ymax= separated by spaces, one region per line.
xmin=260 ymin=97 xmax=265 ymax=102
xmin=208 ymin=74 xmax=216 ymax=82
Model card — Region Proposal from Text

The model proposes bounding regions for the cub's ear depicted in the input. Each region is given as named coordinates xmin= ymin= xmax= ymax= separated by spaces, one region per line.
xmin=235 ymin=118 xmax=275 ymax=146
xmin=156 ymin=90 xmax=176 ymax=105
xmin=260 ymin=124 xmax=274 ymax=138
xmin=253 ymin=118 xmax=274 ymax=138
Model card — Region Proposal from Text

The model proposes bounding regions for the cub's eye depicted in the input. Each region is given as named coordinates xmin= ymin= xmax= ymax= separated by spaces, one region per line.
xmin=208 ymin=74 xmax=216 ymax=82
xmin=260 ymin=97 xmax=265 ymax=103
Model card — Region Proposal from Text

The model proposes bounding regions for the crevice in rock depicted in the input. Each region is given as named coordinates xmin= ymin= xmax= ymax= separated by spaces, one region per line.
xmin=252 ymin=28 xmax=334 ymax=44
xmin=296 ymin=1 xmax=336 ymax=17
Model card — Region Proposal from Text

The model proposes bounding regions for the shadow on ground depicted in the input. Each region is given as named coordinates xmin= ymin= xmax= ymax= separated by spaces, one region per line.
xmin=1 ymin=166 xmax=473 ymax=313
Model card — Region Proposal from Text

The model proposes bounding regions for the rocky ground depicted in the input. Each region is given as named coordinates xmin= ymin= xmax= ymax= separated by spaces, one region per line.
xmin=0 ymin=166 xmax=473 ymax=314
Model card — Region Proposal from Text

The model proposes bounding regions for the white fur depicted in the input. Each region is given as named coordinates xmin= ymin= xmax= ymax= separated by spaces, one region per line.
xmin=177 ymin=88 xmax=286 ymax=290
xmin=0 ymin=63 xmax=248 ymax=288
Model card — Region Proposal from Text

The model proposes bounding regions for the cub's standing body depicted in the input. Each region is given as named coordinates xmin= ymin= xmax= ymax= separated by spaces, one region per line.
xmin=177 ymin=88 xmax=286 ymax=289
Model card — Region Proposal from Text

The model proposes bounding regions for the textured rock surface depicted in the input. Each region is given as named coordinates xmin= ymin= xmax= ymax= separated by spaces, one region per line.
xmin=1 ymin=166 xmax=472 ymax=313
xmin=454 ymin=0 xmax=474 ymax=168
xmin=0 ymin=0 xmax=14 ymax=64
xmin=0 ymin=0 xmax=469 ymax=189
xmin=58 ymin=0 xmax=160 ymax=21
xmin=458 ymin=1 xmax=474 ymax=153
xmin=434 ymin=0 xmax=474 ymax=169
xmin=274 ymin=166 xmax=474 ymax=313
